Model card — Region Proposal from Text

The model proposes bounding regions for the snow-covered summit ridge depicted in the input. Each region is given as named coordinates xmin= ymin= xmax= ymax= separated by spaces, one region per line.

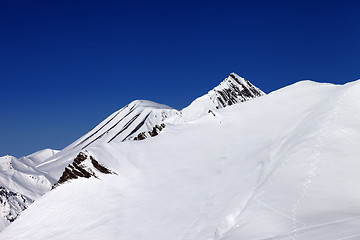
xmin=35 ymin=99 xmax=179 ymax=179
xmin=34 ymin=73 xmax=265 ymax=180
xmin=126 ymin=99 xmax=174 ymax=110
xmin=70 ymin=73 xmax=264 ymax=146
xmin=39 ymin=73 xmax=264 ymax=176
xmin=66 ymin=99 xmax=177 ymax=149
xmin=55 ymin=73 xmax=263 ymax=153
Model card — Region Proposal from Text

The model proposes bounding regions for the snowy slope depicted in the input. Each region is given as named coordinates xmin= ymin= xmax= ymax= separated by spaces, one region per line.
xmin=0 ymin=73 xmax=263 ymax=232
xmin=36 ymin=73 xmax=264 ymax=182
xmin=67 ymin=100 xmax=177 ymax=148
xmin=1 ymin=79 xmax=359 ymax=240
xmin=0 ymin=149 xmax=58 ymax=230
xmin=0 ymin=73 xmax=263 ymax=233
xmin=33 ymin=100 xmax=178 ymax=182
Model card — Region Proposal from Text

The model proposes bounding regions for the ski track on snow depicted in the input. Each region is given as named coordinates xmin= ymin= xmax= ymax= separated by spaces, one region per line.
xmin=337 ymin=234 xmax=360 ymax=240
xmin=260 ymin=215 xmax=360 ymax=240
xmin=219 ymin=140 xmax=305 ymax=239
xmin=289 ymin=89 xmax=347 ymax=240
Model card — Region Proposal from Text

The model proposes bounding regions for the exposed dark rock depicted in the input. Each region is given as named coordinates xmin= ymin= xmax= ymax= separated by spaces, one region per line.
xmin=149 ymin=123 xmax=166 ymax=137
xmin=208 ymin=110 xmax=216 ymax=116
xmin=52 ymin=152 xmax=115 ymax=189
xmin=134 ymin=123 xmax=166 ymax=140
xmin=213 ymin=73 xmax=264 ymax=109
xmin=134 ymin=132 xmax=147 ymax=140
xmin=90 ymin=156 xmax=112 ymax=174
xmin=0 ymin=186 xmax=33 ymax=223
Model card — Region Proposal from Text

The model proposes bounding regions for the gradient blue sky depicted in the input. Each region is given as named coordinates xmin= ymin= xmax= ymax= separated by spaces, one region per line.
xmin=1 ymin=0 xmax=359 ymax=157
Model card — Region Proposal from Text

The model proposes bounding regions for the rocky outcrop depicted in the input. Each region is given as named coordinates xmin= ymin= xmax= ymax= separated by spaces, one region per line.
xmin=210 ymin=73 xmax=265 ymax=109
xmin=53 ymin=152 xmax=116 ymax=189
xmin=0 ymin=186 xmax=33 ymax=226
xmin=133 ymin=123 xmax=166 ymax=140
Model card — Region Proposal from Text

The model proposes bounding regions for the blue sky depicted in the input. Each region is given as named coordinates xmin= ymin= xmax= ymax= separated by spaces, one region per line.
xmin=1 ymin=0 xmax=359 ymax=157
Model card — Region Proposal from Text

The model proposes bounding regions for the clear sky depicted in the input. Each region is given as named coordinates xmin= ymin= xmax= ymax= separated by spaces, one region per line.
xmin=1 ymin=0 xmax=359 ymax=157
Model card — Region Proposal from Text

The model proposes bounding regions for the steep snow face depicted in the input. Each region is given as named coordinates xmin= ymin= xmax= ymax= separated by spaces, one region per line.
xmin=67 ymin=100 xmax=177 ymax=148
xmin=2 ymin=80 xmax=359 ymax=240
xmin=0 ymin=149 xmax=58 ymax=230
xmin=171 ymin=72 xmax=265 ymax=123
xmin=36 ymin=100 xmax=179 ymax=181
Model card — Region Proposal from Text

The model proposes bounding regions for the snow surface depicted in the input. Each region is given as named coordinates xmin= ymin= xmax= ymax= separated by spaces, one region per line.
xmin=0 ymin=149 xmax=58 ymax=230
xmin=1 ymin=79 xmax=360 ymax=240
xmin=0 ymin=149 xmax=59 ymax=199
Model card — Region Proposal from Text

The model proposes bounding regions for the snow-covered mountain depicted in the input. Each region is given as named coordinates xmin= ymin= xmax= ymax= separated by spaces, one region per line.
xmin=34 ymin=100 xmax=179 ymax=180
xmin=0 ymin=73 xmax=264 ymax=232
xmin=33 ymin=73 xmax=265 ymax=181
xmin=2 ymin=74 xmax=359 ymax=240
xmin=0 ymin=149 xmax=58 ymax=230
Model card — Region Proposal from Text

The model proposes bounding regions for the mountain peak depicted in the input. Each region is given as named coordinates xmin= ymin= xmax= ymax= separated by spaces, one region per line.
xmin=176 ymin=73 xmax=265 ymax=122
xmin=210 ymin=72 xmax=265 ymax=108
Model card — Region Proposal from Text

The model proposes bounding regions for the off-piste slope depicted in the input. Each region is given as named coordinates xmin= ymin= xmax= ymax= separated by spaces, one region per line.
xmin=0 ymin=73 xmax=264 ymax=232
xmin=1 ymin=79 xmax=359 ymax=240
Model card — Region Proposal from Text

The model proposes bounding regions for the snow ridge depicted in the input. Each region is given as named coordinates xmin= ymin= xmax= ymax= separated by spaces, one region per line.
xmin=0 ymin=72 xmax=266 ymax=234
xmin=0 ymin=149 xmax=58 ymax=230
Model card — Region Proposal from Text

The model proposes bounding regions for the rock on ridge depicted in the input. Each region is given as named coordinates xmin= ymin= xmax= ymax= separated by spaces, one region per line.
xmin=170 ymin=73 xmax=265 ymax=123
xmin=210 ymin=73 xmax=265 ymax=108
